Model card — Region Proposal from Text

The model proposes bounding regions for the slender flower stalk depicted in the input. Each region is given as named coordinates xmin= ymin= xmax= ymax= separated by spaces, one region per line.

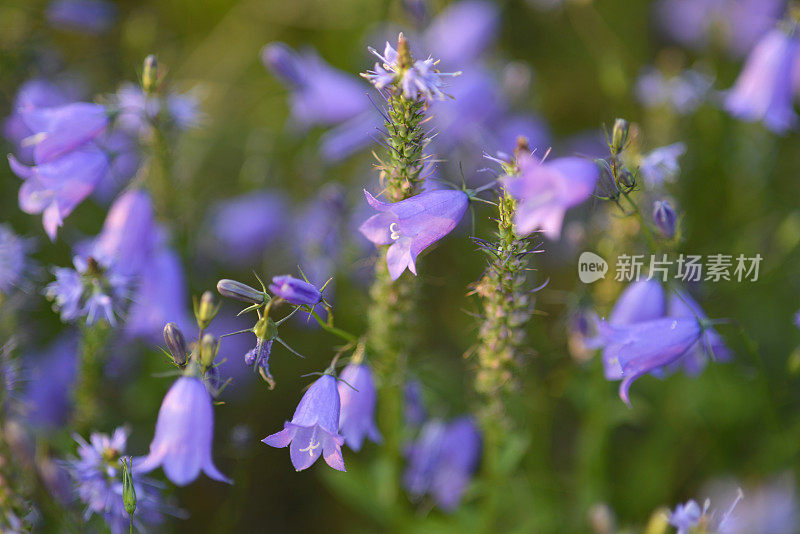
xmin=72 ymin=321 xmax=111 ymax=433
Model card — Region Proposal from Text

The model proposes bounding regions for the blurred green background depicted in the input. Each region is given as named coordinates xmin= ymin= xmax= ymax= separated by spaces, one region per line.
xmin=1 ymin=0 xmax=799 ymax=531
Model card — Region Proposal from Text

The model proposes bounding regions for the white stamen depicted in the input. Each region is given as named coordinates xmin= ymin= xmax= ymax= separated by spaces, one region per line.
xmin=299 ymin=440 xmax=320 ymax=457
xmin=389 ymin=222 xmax=401 ymax=240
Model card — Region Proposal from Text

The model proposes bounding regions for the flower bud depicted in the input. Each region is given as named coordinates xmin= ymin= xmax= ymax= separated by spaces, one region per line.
xmin=216 ymin=279 xmax=266 ymax=304
xmin=268 ymin=275 xmax=322 ymax=306
xmin=198 ymin=333 xmax=218 ymax=368
xmin=617 ymin=167 xmax=636 ymax=190
xmin=163 ymin=323 xmax=188 ymax=366
xmin=610 ymin=118 xmax=629 ymax=155
xmin=143 ymin=54 xmax=158 ymax=94
xmin=195 ymin=291 xmax=219 ymax=329
xmin=653 ymin=200 xmax=677 ymax=238
xmin=120 ymin=456 xmax=137 ymax=519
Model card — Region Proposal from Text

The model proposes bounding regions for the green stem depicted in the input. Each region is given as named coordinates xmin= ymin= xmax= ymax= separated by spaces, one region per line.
xmin=309 ymin=310 xmax=358 ymax=344
xmin=621 ymin=189 xmax=658 ymax=252
xmin=72 ymin=322 xmax=111 ymax=434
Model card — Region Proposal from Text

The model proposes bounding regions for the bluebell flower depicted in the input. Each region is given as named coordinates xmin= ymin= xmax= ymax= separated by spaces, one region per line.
xmin=91 ymin=189 xmax=157 ymax=276
xmin=669 ymin=499 xmax=707 ymax=534
xmin=3 ymin=78 xmax=80 ymax=163
xmin=261 ymin=42 xmax=369 ymax=127
xmin=422 ymin=0 xmax=499 ymax=66
xmin=263 ymin=374 xmax=346 ymax=471
xmin=23 ymin=334 xmax=78 ymax=428
xmin=655 ymin=0 xmax=783 ymax=57
xmin=429 ymin=417 xmax=481 ymax=511
xmin=65 ymin=427 xmax=166 ymax=534
xmin=136 ymin=376 xmax=231 ymax=485
xmin=501 ymin=153 xmax=599 ymax=239
xmin=637 ymin=143 xmax=686 ymax=185
xmin=725 ymin=27 xmax=800 ymax=134
xmin=667 ymin=290 xmax=732 ymax=376
xmin=208 ymin=191 xmax=287 ymax=263
xmin=364 ymin=39 xmax=459 ymax=101
xmin=337 ymin=363 xmax=382 ymax=451
xmin=47 ymin=0 xmax=117 ymax=34
xmin=244 ymin=338 xmax=274 ymax=386
xmin=597 ymin=316 xmax=704 ymax=405
xmin=359 ymin=188 xmax=469 ymax=280
xmin=269 ymin=275 xmax=323 ymax=306
xmin=404 ymin=419 xmax=446 ymax=499
xmin=653 ymin=200 xmax=677 ymax=238
xmin=16 ymin=102 xmax=109 ymax=163
xmin=45 ymin=255 xmax=129 ymax=325
xmin=0 ymin=225 xmax=34 ymax=296
xmin=125 ymin=244 xmax=193 ymax=341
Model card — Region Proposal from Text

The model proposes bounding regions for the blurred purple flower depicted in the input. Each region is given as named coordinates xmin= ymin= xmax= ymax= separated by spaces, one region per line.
xmin=635 ymin=67 xmax=714 ymax=115
xmin=244 ymin=338 xmax=274 ymax=384
xmin=655 ymin=0 xmax=783 ymax=57
xmin=638 ymin=143 xmax=686 ymax=185
xmin=0 ymin=225 xmax=34 ymax=296
xmin=669 ymin=499 xmax=707 ymax=534
xmin=608 ymin=279 xmax=666 ymax=327
xmin=17 ymin=102 xmax=109 ymax=163
xmin=66 ymin=427 xmax=166 ymax=534
xmin=337 ymin=363 xmax=382 ymax=451
xmin=430 ymin=417 xmax=481 ymax=511
xmin=667 ymin=290 xmax=732 ymax=375
xmin=91 ymin=189 xmax=157 ymax=276
xmin=208 ymin=191 xmax=287 ymax=263
xmin=263 ymin=374 xmax=346 ymax=471
xmin=115 ymin=83 xmax=201 ymax=135
xmin=359 ymin=188 xmax=469 ymax=280
xmin=47 ymin=0 xmax=116 ymax=34
xmin=125 ymin=243 xmax=192 ymax=341
xmin=597 ymin=316 xmax=704 ymax=405
xmin=404 ymin=419 xmax=446 ymax=498
xmin=502 ymin=153 xmax=598 ymax=239
xmin=293 ymin=184 xmax=344 ymax=298
xmin=45 ymin=255 xmax=129 ymax=325
xmin=724 ymin=28 xmax=800 ymax=134
xmin=715 ymin=477 xmax=798 ymax=533
xmin=269 ymin=275 xmax=323 ymax=306
xmin=136 ymin=376 xmax=231 ymax=486
xmin=423 ymin=0 xmax=499 ymax=66
xmin=261 ymin=42 xmax=369 ymax=127
xmin=23 ymin=334 xmax=78 ymax=428
xmin=653 ymin=200 xmax=677 ymax=238
xmin=403 ymin=379 xmax=427 ymax=428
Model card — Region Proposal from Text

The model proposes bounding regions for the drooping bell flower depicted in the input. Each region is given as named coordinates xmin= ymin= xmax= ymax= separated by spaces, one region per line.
xmin=601 ymin=280 xmax=666 ymax=379
xmin=501 ymin=153 xmax=598 ymax=239
xmin=269 ymin=275 xmax=323 ymax=306
xmin=667 ymin=290 xmax=731 ymax=375
xmin=91 ymin=189 xmax=157 ymax=276
xmin=18 ymin=102 xmax=109 ymax=163
xmin=359 ymin=189 xmax=469 ymax=280
xmin=207 ymin=191 xmax=287 ymax=263
xmin=244 ymin=338 xmax=274 ymax=386
xmin=403 ymin=379 xmax=427 ymax=428
xmin=403 ymin=419 xmax=447 ymax=498
xmin=337 ymin=363 xmax=382 ymax=451
xmin=261 ymin=42 xmax=369 ymax=127
xmin=653 ymin=200 xmax=677 ymax=238
xmin=23 ymin=334 xmax=78 ymax=428
xmin=0 ymin=225 xmax=34 ymax=296
xmin=423 ymin=0 xmax=499 ymax=66
xmin=596 ymin=316 xmax=703 ymax=405
xmin=724 ymin=28 xmax=800 ymax=134
xmin=429 ymin=417 xmax=481 ymax=511
xmin=10 ymin=148 xmax=110 ymax=241
xmin=262 ymin=374 xmax=346 ymax=472
xmin=135 ymin=376 xmax=231 ymax=486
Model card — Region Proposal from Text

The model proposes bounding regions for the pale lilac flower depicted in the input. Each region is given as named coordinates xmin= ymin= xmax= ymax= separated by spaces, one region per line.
xmin=364 ymin=42 xmax=459 ymax=101
xmin=261 ymin=42 xmax=369 ymax=127
xmin=404 ymin=419 xmax=446 ymax=498
xmin=208 ymin=191 xmax=287 ymax=263
xmin=669 ymin=499 xmax=707 ymax=534
xmin=423 ymin=0 xmax=499 ymax=66
xmin=65 ymin=427 xmax=165 ymax=533
xmin=45 ymin=255 xmax=129 ymax=325
xmin=24 ymin=334 xmax=78 ymax=427
xmin=136 ymin=376 xmax=231 ymax=485
xmin=47 ymin=0 xmax=117 ymax=34
xmin=10 ymin=147 xmax=111 ymax=241
xmin=91 ymin=189 xmax=157 ymax=276
xmin=653 ymin=200 xmax=677 ymax=238
xmin=638 ymin=143 xmax=686 ymax=185
xmin=18 ymin=102 xmax=109 ymax=163
xmin=337 ymin=363 xmax=382 ymax=451
xmin=0 ymin=225 xmax=34 ymax=296
xmin=403 ymin=380 xmax=427 ymax=428
xmin=359 ymin=189 xmax=469 ymax=280
xmin=429 ymin=417 xmax=481 ymax=511
xmin=596 ymin=316 xmax=704 ymax=405
xmin=713 ymin=477 xmax=798 ymax=533
xmin=501 ymin=153 xmax=599 ymax=239
xmin=263 ymin=374 xmax=346 ymax=471
xmin=269 ymin=275 xmax=323 ymax=306
xmin=724 ymin=28 xmax=800 ymax=134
